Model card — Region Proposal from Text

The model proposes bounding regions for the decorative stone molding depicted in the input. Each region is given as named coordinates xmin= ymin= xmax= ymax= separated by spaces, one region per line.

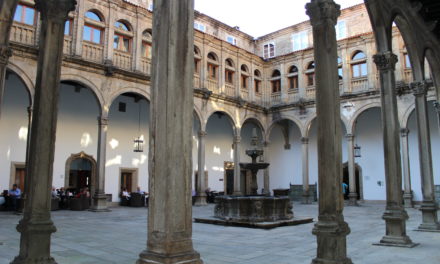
xmin=301 ymin=137 xmax=309 ymax=144
xmin=98 ymin=116 xmax=109 ymax=126
xmin=104 ymin=59 xmax=115 ymax=76
xmin=345 ymin=134 xmax=354 ymax=141
xmin=306 ymin=0 xmax=341 ymax=27
xmin=0 ymin=45 xmax=12 ymax=65
xmin=373 ymin=52 xmax=398 ymax=71
xmin=233 ymin=135 xmax=241 ymax=143
xmin=198 ymin=130 xmax=207 ymax=137
xmin=400 ymin=128 xmax=410 ymax=137
xmin=410 ymin=81 xmax=429 ymax=96
xmin=35 ymin=0 xmax=77 ymax=24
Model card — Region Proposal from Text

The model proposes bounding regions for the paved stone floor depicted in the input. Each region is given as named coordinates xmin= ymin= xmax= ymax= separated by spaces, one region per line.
xmin=0 ymin=202 xmax=439 ymax=264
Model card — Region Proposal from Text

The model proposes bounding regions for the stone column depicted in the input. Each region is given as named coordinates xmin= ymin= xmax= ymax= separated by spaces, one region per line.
xmin=91 ymin=116 xmax=110 ymax=212
xmin=233 ymin=134 xmax=242 ymax=195
xmin=306 ymin=1 xmax=352 ymax=263
xmin=194 ymin=130 xmax=207 ymax=206
xmin=410 ymin=81 xmax=440 ymax=231
xmin=0 ymin=0 xmax=18 ymax=120
xmin=136 ymin=0 xmax=202 ymax=263
xmin=373 ymin=51 xmax=414 ymax=247
xmin=11 ymin=1 xmax=76 ymax=263
xmin=262 ymin=140 xmax=270 ymax=196
xmin=400 ymin=128 xmax=413 ymax=208
xmin=301 ymin=137 xmax=311 ymax=204
xmin=345 ymin=134 xmax=358 ymax=206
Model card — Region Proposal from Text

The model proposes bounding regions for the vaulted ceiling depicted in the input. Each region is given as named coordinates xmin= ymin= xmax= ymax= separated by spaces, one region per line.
xmin=410 ymin=0 xmax=440 ymax=40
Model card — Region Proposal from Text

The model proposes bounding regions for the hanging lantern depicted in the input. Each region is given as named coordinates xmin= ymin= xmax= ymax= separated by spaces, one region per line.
xmin=134 ymin=137 xmax=144 ymax=152
xmin=354 ymin=144 xmax=361 ymax=158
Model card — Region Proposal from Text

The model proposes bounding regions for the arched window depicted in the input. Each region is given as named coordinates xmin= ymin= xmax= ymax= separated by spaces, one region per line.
xmin=84 ymin=11 xmax=104 ymax=44
xmin=114 ymin=20 xmax=132 ymax=52
xmin=225 ymin=59 xmax=235 ymax=85
xmin=338 ymin=57 xmax=343 ymax=80
xmin=194 ymin=46 xmax=201 ymax=75
xmin=14 ymin=4 xmax=36 ymax=26
xmin=271 ymin=70 xmax=281 ymax=93
xmin=351 ymin=51 xmax=367 ymax=78
xmin=207 ymin=52 xmax=218 ymax=80
xmin=306 ymin=62 xmax=315 ymax=86
xmin=240 ymin=64 xmax=249 ymax=90
xmin=141 ymin=29 xmax=152 ymax=59
xmin=287 ymin=65 xmax=299 ymax=90
xmin=254 ymin=70 xmax=262 ymax=94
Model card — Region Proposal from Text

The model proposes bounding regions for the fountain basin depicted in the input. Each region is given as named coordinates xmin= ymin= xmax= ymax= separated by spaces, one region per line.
xmin=214 ymin=195 xmax=293 ymax=222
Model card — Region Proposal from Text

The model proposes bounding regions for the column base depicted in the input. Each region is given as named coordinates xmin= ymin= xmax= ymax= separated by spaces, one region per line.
xmin=232 ymin=191 xmax=242 ymax=196
xmin=91 ymin=194 xmax=110 ymax=212
xmin=11 ymin=256 xmax=57 ymax=264
xmin=347 ymin=193 xmax=358 ymax=206
xmin=137 ymin=250 xmax=203 ymax=264
xmin=311 ymin=219 xmax=352 ymax=264
xmin=373 ymin=236 xmax=418 ymax=248
xmin=418 ymin=201 xmax=440 ymax=231
xmin=194 ymin=195 xmax=208 ymax=206
xmin=377 ymin=208 xmax=415 ymax=247
xmin=403 ymin=192 xmax=414 ymax=208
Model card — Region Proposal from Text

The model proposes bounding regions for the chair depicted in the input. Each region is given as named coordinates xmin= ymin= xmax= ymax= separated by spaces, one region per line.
xmin=130 ymin=193 xmax=145 ymax=207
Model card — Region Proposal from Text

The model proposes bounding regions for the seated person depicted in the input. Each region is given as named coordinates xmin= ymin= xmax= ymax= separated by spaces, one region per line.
xmin=136 ymin=186 xmax=146 ymax=195
xmin=51 ymin=186 xmax=58 ymax=198
xmin=121 ymin=188 xmax=130 ymax=200
xmin=8 ymin=184 xmax=21 ymax=211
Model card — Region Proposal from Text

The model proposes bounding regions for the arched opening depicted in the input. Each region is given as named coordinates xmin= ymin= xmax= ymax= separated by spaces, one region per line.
xmin=342 ymin=162 xmax=363 ymax=200
xmin=64 ymin=152 xmax=97 ymax=195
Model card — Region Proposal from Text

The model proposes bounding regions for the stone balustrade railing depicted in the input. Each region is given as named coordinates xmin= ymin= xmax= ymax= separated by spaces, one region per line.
xmin=82 ymin=42 xmax=104 ymax=63
xmin=63 ymin=36 xmax=72 ymax=55
xmin=207 ymin=79 xmax=219 ymax=93
xmin=10 ymin=23 xmax=35 ymax=46
xmin=306 ymin=86 xmax=316 ymax=99
xmin=114 ymin=50 xmax=132 ymax=70
xmin=271 ymin=92 xmax=282 ymax=105
xmin=193 ymin=75 xmax=201 ymax=89
xmin=351 ymin=77 xmax=368 ymax=93
xmin=225 ymin=83 xmax=236 ymax=97
xmin=240 ymin=89 xmax=249 ymax=101
xmin=288 ymin=89 xmax=300 ymax=102
xmin=141 ymin=58 xmax=151 ymax=75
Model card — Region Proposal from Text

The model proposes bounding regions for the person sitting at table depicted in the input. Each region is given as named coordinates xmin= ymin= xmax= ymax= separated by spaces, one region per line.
xmin=121 ymin=188 xmax=130 ymax=200
xmin=51 ymin=186 xmax=58 ymax=198
xmin=8 ymin=184 xmax=21 ymax=211
xmin=136 ymin=186 xmax=146 ymax=194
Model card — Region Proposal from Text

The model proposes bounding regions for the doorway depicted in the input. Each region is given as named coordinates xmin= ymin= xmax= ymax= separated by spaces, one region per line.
xmin=10 ymin=162 xmax=26 ymax=191
xmin=342 ymin=162 xmax=362 ymax=200
xmin=119 ymin=168 xmax=138 ymax=194
xmin=65 ymin=152 xmax=97 ymax=195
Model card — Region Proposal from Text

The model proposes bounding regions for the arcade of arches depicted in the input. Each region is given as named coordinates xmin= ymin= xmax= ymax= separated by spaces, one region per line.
xmin=0 ymin=0 xmax=440 ymax=263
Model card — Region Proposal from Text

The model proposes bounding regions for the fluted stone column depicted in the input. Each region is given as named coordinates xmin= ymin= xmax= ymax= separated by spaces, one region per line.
xmin=410 ymin=81 xmax=440 ymax=231
xmin=301 ymin=137 xmax=311 ymax=204
xmin=400 ymin=128 xmax=413 ymax=208
xmin=195 ymin=130 xmax=208 ymax=206
xmin=91 ymin=116 xmax=110 ymax=212
xmin=11 ymin=1 xmax=77 ymax=263
xmin=346 ymin=134 xmax=358 ymax=206
xmin=263 ymin=140 xmax=270 ymax=196
xmin=136 ymin=0 xmax=202 ymax=263
xmin=306 ymin=1 xmax=352 ymax=263
xmin=373 ymin=51 xmax=415 ymax=247
xmin=0 ymin=0 xmax=18 ymax=120
xmin=233 ymin=134 xmax=242 ymax=195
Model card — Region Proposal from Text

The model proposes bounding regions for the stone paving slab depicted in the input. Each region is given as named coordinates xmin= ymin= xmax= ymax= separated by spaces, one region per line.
xmin=0 ymin=202 xmax=439 ymax=264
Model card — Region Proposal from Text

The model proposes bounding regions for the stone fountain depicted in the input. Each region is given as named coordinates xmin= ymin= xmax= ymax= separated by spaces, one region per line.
xmin=195 ymin=129 xmax=313 ymax=228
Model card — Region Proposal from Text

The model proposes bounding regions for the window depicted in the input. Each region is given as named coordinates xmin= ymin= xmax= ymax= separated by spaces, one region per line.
xmin=147 ymin=2 xmax=154 ymax=11
xmin=271 ymin=70 xmax=281 ymax=93
xmin=338 ymin=57 xmax=343 ymax=80
xmin=64 ymin=19 xmax=73 ymax=36
xmin=114 ymin=21 xmax=132 ymax=52
xmin=207 ymin=52 xmax=218 ymax=80
xmin=287 ymin=66 xmax=299 ymax=90
xmin=336 ymin=21 xmax=347 ymax=40
xmin=254 ymin=70 xmax=262 ymax=94
xmin=226 ymin=36 xmax=237 ymax=45
xmin=141 ymin=30 xmax=152 ymax=59
xmin=84 ymin=11 xmax=104 ymax=44
xmin=241 ymin=65 xmax=249 ymax=90
xmin=306 ymin=62 xmax=315 ymax=86
xmin=351 ymin=51 xmax=368 ymax=78
xmin=263 ymin=43 xmax=275 ymax=59
xmin=225 ymin=59 xmax=235 ymax=84
xmin=194 ymin=22 xmax=206 ymax=32
xmin=14 ymin=4 xmax=36 ymax=25
xmin=292 ymin=31 xmax=308 ymax=51
xmin=404 ymin=53 xmax=411 ymax=69
xmin=194 ymin=46 xmax=201 ymax=75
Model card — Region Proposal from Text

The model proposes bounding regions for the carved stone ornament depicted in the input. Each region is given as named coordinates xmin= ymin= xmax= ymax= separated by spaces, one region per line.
xmin=301 ymin=137 xmax=309 ymax=144
xmin=306 ymin=0 xmax=341 ymax=27
xmin=410 ymin=81 xmax=428 ymax=96
xmin=373 ymin=52 xmax=398 ymax=71
xmin=35 ymin=0 xmax=77 ymax=23
xmin=0 ymin=45 xmax=12 ymax=65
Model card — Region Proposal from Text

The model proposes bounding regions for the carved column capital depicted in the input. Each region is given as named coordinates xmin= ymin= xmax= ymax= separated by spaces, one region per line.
xmin=373 ymin=52 xmax=398 ymax=72
xmin=345 ymin=134 xmax=354 ymax=141
xmin=410 ymin=81 xmax=429 ymax=96
xmin=262 ymin=140 xmax=270 ymax=147
xmin=233 ymin=135 xmax=241 ymax=144
xmin=0 ymin=45 xmax=13 ymax=65
xmin=400 ymin=128 xmax=410 ymax=137
xmin=306 ymin=0 xmax=341 ymax=27
xmin=98 ymin=116 xmax=109 ymax=126
xmin=198 ymin=130 xmax=207 ymax=137
xmin=301 ymin=137 xmax=309 ymax=144
xmin=35 ymin=0 xmax=77 ymax=24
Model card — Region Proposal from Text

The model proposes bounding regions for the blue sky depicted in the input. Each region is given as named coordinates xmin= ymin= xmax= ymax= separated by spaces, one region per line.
xmin=195 ymin=0 xmax=364 ymax=37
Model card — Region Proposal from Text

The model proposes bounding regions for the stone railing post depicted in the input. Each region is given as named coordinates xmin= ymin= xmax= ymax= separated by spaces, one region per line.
xmin=233 ymin=134 xmax=242 ymax=195
xmin=11 ymin=1 xmax=77 ymax=263
xmin=306 ymin=1 xmax=352 ymax=263
xmin=345 ymin=134 xmax=358 ymax=206
xmin=400 ymin=128 xmax=413 ymax=208
xmin=301 ymin=137 xmax=311 ymax=204
xmin=195 ymin=130 xmax=208 ymax=206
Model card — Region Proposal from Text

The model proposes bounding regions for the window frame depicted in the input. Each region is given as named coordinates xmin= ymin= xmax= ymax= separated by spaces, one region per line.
xmin=13 ymin=4 xmax=37 ymax=26
xmin=263 ymin=43 xmax=275 ymax=59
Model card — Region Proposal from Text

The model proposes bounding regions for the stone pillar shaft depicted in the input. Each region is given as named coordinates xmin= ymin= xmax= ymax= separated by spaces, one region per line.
xmin=0 ymin=0 xmax=18 ymax=120
xmin=410 ymin=81 xmax=440 ymax=231
xmin=301 ymin=137 xmax=311 ymax=204
xmin=373 ymin=51 xmax=413 ymax=246
xmin=11 ymin=1 xmax=76 ymax=264
xmin=195 ymin=130 xmax=207 ymax=206
xmin=137 ymin=0 xmax=202 ymax=263
xmin=306 ymin=1 xmax=352 ymax=263
xmin=91 ymin=116 xmax=109 ymax=212
xmin=233 ymin=134 xmax=242 ymax=195
xmin=346 ymin=134 xmax=358 ymax=205
xmin=400 ymin=128 xmax=413 ymax=208
xmin=263 ymin=141 xmax=270 ymax=195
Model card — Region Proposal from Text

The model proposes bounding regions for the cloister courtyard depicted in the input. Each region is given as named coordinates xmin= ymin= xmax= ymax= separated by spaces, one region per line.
xmin=1 ymin=202 xmax=439 ymax=264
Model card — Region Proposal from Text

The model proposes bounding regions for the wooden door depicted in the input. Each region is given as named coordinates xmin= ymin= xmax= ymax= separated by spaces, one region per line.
xmin=15 ymin=168 xmax=26 ymax=191
xmin=121 ymin=172 xmax=133 ymax=192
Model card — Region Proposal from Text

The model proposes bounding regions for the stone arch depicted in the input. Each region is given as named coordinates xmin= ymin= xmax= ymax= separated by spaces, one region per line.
xmin=424 ymin=48 xmax=440 ymax=88
xmin=267 ymin=116 xmax=302 ymax=142
xmin=193 ymin=106 xmax=203 ymax=131
xmin=60 ymin=73 xmax=104 ymax=115
xmin=107 ymin=87 xmax=150 ymax=116
xmin=401 ymin=98 xmax=437 ymax=129
xmin=6 ymin=63 xmax=35 ymax=106
xmin=64 ymin=151 xmax=97 ymax=196
xmin=114 ymin=19 xmax=134 ymax=32
xmin=305 ymin=114 xmax=348 ymax=138
xmin=349 ymin=102 xmax=382 ymax=134
xmin=85 ymin=8 xmax=106 ymax=23
xmin=206 ymin=110 xmax=237 ymax=133
xmin=350 ymin=50 xmax=367 ymax=60
xmin=241 ymin=116 xmax=265 ymax=137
